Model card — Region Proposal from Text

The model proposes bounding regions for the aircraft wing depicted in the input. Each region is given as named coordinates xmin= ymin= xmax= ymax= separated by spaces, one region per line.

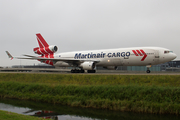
xmin=5 ymin=51 xmax=41 ymax=60
xmin=23 ymin=55 xmax=100 ymax=65
xmin=6 ymin=51 xmax=100 ymax=65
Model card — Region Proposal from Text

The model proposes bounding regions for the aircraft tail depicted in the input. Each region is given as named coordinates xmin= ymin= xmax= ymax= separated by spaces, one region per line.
xmin=34 ymin=33 xmax=58 ymax=55
xmin=36 ymin=33 xmax=49 ymax=48
xmin=5 ymin=51 xmax=13 ymax=60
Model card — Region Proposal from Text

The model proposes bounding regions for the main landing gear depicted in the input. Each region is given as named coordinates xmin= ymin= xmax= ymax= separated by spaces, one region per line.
xmin=87 ymin=70 xmax=96 ymax=73
xmin=71 ymin=69 xmax=85 ymax=73
xmin=70 ymin=69 xmax=96 ymax=73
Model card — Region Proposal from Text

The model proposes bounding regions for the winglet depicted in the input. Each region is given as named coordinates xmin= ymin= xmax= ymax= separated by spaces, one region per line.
xmin=5 ymin=51 xmax=14 ymax=60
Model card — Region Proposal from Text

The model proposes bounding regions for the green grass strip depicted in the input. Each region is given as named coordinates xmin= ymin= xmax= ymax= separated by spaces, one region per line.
xmin=1 ymin=73 xmax=180 ymax=114
xmin=1 ymin=73 xmax=180 ymax=87
xmin=0 ymin=110 xmax=44 ymax=120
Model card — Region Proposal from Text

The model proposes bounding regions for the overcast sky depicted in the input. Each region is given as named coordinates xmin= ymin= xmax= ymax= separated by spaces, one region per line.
xmin=0 ymin=0 xmax=180 ymax=67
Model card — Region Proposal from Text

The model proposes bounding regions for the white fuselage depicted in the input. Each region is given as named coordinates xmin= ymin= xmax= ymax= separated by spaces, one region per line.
xmin=53 ymin=47 xmax=177 ymax=67
xmin=7 ymin=33 xmax=177 ymax=73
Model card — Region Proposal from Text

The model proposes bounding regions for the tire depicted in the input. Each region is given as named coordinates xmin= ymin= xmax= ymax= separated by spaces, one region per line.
xmin=146 ymin=70 xmax=151 ymax=73
xmin=80 ymin=70 xmax=85 ymax=73
xmin=71 ymin=69 xmax=74 ymax=73
xmin=87 ymin=70 xmax=96 ymax=73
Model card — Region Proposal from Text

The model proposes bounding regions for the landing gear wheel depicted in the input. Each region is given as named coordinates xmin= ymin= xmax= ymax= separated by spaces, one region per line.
xmin=87 ymin=70 xmax=96 ymax=73
xmin=71 ymin=69 xmax=77 ymax=73
xmin=80 ymin=70 xmax=85 ymax=73
xmin=146 ymin=70 xmax=151 ymax=73
xmin=71 ymin=69 xmax=74 ymax=73
xmin=75 ymin=69 xmax=80 ymax=73
xmin=146 ymin=65 xmax=151 ymax=74
xmin=71 ymin=69 xmax=85 ymax=73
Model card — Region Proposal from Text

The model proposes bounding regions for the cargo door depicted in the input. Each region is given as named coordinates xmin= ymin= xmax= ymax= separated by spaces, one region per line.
xmin=112 ymin=58 xmax=123 ymax=66
xmin=122 ymin=56 xmax=130 ymax=66
xmin=153 ymin=50 xmax=159 ymax=64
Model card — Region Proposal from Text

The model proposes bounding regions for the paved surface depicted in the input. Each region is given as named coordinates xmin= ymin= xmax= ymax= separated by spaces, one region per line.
xmin=0 ymin=68 xmax=180 ymax=75
xmin=0 ymin=71 xmax=180 ymax=75
xmin=85 ymin=73 xmax=180 ymax=75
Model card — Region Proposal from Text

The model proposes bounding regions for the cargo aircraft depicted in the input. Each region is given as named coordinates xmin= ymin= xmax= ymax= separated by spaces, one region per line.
xmin=6 ymin=33 xmax=177 ymax=73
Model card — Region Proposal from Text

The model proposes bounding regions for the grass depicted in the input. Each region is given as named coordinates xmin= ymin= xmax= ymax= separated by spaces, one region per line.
xmin=0 ymin=110 xmax=44 ymax=120
xmin=1 ymin=73 xmax=180 ymax=87
xmin=1 ymin=73 xmax=180 ymax=114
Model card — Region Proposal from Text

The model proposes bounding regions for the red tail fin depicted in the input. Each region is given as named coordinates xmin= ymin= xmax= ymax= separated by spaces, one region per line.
xmin=36 ymin=33 xmax=49 ymax=48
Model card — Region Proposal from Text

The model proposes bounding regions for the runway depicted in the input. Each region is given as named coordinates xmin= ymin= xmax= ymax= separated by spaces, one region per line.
xmin=81 ymin=72 xmax=180 ymax=75
xmin=0 ymin=67 xmax=180 ymax=75
xmin=0 ymin=71 xmax=179 ymax=75
xmin=59 ymin=72 xmax=180 ymax=75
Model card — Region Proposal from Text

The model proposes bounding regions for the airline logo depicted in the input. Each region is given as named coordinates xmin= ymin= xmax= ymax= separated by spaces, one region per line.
xmin=74 ymin=52 xmax=131 ymax=59
xmin=132 ymin=50 xmax=147 ymax=61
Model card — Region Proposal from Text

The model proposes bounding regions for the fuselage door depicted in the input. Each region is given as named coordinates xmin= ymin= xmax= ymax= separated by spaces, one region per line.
xmin=155 ymin=50 xmax=159 ymax=58
xmin=153 ymin=50 xmax=159 ymax=64
xmin=122 ymin=56 xmax=130 ymax=66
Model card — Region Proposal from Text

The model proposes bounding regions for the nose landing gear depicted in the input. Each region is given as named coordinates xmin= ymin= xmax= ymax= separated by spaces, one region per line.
xmin=146 ymin=69 xmax=151 ymax=73
xmin=146 ymin=65 xmax=151 ymax=73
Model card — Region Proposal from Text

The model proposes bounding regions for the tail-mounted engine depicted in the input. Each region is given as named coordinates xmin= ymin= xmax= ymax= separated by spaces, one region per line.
xmin=33 ymin=45 xmax=58 ymax=55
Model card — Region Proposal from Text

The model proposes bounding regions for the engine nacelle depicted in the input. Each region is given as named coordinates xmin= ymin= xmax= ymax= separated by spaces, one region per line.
xmin=79 ymin=62 xmax=95 ymax=70
xmin=33 ymin=45 xmax=58 ymax=55
xmin=54 ymin=61 xmax=70 ymax=67
xmin=103 ymin=66 xmax=118 ymax=70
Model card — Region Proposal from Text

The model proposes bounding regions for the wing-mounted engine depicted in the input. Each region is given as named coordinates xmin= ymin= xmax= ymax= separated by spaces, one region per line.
xmin=79 ymin=62 xmax=95 ymax=70
xmin=103 ymin=66 xmax=118 ymax=70
xmin=33 ymin=45 xmax=58 ymax=55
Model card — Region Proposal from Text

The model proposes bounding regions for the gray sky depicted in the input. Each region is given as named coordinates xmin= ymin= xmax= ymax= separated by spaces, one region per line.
xmin=1 ymin=0 xmax=180 ymax=67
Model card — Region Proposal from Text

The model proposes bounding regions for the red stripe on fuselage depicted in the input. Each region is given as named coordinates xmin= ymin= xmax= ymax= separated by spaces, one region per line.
xmin=49 ymin=53 xmax=54 ymax=58
xmin=132 ymin=49 xmax=148 ymax=61
xmin=140 ymin=50 xmax=147 ymax=61
xmin=136 ymin=50 xmax=143 ymax=56
xmin=41 ymin=53 xmax=54 ymax=66
xmin=49 ymin=53 xmax=54 ymax=65
xmin=132 ymin=50 xmax=138 ymax=56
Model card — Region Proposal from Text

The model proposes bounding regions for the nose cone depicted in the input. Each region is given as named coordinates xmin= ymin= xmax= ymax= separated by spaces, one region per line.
xmin=171 ymin=53 xmax=177 ymax=60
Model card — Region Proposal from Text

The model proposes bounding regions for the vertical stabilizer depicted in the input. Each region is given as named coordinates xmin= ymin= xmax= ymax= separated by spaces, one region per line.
xmin=36 ymin=33 xmax=49 ymax=48
xmin=5 ymin=51 xmax=13 ymax=60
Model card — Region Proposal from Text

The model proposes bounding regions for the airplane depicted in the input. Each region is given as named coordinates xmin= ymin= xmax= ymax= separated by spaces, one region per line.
xmin=6 ymin=33 xmax=177 ymax=73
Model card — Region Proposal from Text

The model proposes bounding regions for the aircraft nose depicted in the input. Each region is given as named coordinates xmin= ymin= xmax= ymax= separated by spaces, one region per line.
xmin=171 ymin=53 xmax=177 ymax=60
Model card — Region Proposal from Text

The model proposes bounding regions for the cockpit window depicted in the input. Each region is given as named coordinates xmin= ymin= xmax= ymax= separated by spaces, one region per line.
xmin=164 ymin=51 xmax=173 ymax=54
xmin=164 ymin=51 xmax=169 ymax=54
